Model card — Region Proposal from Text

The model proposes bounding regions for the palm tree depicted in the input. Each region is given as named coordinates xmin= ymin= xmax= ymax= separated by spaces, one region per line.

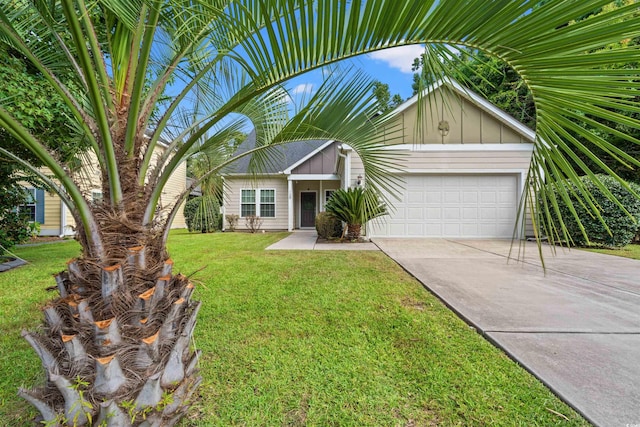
xmin=325 ymin=187 xmax=387 ymax=240
xmin=1 ymin=1 xmax=639 ymax=425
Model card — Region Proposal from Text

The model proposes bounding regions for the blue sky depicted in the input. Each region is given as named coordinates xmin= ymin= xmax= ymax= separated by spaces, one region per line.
xmin=288 ymin=45 xmax=424 ymax=104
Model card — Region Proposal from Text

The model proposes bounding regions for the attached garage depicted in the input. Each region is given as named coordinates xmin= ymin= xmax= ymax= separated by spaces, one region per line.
xmin=369 ymin=173 xmax=522 ymax=238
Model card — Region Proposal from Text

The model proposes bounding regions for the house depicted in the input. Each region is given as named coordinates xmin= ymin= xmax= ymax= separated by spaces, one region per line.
xmin=23 ymin=144 xmax=188 ymax=237
xmin=223 ymin=79 xmax=535 ymax=238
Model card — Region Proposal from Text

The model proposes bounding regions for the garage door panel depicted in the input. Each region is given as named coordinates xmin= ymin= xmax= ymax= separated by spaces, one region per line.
xmin=426 ymin=207 xmax=441 ymax=219
xmin=463 ymin=208 xmax=478 ymax=219
xmin=407 ymin=207 xmax=423 ymax=219
xmin=370 ymin=174 xmax=519 ymax=238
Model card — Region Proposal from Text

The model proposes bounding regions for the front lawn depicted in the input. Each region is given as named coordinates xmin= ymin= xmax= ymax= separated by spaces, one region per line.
xmin=0 ymin=231 xmax=587 ymax=426
xmin=584 ymin=243 xmax=640 ymax=260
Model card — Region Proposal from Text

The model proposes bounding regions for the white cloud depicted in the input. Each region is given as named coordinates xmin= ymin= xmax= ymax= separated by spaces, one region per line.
xmin=292 ymin=83 xmax=314 ymax=95
xmin=368 ymin=45 xmax=425 ymax=74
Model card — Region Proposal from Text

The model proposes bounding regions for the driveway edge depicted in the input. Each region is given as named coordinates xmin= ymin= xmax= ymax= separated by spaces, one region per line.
xmin=373 ymin=240 xmax=597 ymax=427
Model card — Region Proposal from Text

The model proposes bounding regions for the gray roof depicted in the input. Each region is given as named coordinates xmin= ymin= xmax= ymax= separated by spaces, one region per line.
xmin=225 ymin=131 xmax=331 ymax=174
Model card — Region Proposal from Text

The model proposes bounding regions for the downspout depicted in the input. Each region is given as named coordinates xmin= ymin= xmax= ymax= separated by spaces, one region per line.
xmin=59 ymin=200 xmax=66 ymax=238
xmin=221 ymin=176 xmax=226 ymax=231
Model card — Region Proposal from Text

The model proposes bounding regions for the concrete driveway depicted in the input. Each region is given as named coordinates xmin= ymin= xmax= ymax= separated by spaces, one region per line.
xmin=374 ymin=238 xmax=640 ymax=427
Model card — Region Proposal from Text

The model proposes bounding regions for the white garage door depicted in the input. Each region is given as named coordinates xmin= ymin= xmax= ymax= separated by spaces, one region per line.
xmin=369 ymin=174 xmax=519 ymax=238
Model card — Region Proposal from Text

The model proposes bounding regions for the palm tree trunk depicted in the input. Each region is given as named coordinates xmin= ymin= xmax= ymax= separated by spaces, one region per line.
xmin=22 ymin=232 xmax=201 ymax=426
xmin=346 ymin=223 xmax=361 ymax=240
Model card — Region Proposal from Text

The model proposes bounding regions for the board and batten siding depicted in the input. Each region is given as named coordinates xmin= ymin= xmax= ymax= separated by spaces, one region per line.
xmin=382 ymin=86 xmax=528 ymax=145
xmin=291 ymin=143 xmax=338 ymax=175
xmin=224 ymin=177 xmax=289 ymax=230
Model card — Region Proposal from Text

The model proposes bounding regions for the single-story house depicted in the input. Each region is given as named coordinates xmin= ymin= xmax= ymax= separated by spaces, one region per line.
xmin=22 ymin=143 xmax=187 ymax=237
xmin=223 ymin=79 xmax=536 ymax=238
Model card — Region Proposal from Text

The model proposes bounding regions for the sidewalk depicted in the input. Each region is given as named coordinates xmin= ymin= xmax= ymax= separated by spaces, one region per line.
xmin=266 ymin=231 xmax=378 ymax=251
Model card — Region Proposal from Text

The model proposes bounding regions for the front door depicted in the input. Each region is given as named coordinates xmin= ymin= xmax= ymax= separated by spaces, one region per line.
xmin=300 ymin=192 xmax=316 ymax=228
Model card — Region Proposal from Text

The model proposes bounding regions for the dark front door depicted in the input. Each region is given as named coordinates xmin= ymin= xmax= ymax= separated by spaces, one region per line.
xmin=300 ymin=192 xmax=316 ymax=228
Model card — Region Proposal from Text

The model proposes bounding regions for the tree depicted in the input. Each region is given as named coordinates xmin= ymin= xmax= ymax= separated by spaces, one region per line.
xmin=185 ymin=131 xmax=245 ymax=233
xmin=1 ymin=1 xmax=640 ymax=425
xmin=411 ymin=48 xmax=536 ymax=128
xmin=0 ymin=47 xmax=86 ymax=250
xmin=372 ymin=81 xmax=403 ymax=113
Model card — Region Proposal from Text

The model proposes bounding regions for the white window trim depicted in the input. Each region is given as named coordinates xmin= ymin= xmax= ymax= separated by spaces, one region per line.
xmin=239 ymin=188 xmax=276 ymax=218
xmin=91 ymin=189 xmax=103 ymax=205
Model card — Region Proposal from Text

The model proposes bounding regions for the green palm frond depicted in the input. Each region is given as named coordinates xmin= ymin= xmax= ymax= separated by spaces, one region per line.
xmin=325 ymin=187 xmax=388 ymax=226
xmin=0 ymin=0 xmax=639 ymax=256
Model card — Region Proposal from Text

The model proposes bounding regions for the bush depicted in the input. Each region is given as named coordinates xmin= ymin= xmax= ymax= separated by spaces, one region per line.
xmin=245 ymin=215 xmax=263 ymax=233
xmin=315 ymin=212 xmax=343 ymax=239
xmin=184 ymin=198 xmax=199 ymax=232
xmin=225 ymin=214 xmax=239 ymax=231
xmin=184 ymin=196 xmax=221 ymax=233
xmin=542 ymin=174 xmax=640 ymax=248
xmin=0 ymin=185 xmax=38 ymax=254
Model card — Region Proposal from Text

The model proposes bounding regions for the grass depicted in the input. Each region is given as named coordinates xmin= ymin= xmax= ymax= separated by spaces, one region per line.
xmin=0 ymin=231 xmax=588 ymax=426
xmin=583 ymin=243 xmax=640 ymax=260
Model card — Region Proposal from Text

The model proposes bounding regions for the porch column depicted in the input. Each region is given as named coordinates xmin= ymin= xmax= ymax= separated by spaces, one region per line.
xmin=287 ymin=178 xmax=294 ymax=231
xmin=319 ymin=180 xmax=323 ymax=212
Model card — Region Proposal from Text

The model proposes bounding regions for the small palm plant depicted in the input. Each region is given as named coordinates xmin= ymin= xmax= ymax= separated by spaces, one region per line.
xmin=325 ymin=187 xmax=387 ymax=240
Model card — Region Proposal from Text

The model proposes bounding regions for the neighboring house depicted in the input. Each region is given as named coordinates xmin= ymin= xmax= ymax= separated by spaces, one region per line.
xmin=23 ymin=143 xmax=187 ymax=237
xmin=224 ymin=79 xmax=536 ymax=238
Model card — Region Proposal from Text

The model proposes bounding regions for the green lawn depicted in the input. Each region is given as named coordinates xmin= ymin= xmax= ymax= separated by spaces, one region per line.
xmin=0 ymin=231 xmax=587 ymax=426
xmin=584 ymin=244 xmax=640 ymax=260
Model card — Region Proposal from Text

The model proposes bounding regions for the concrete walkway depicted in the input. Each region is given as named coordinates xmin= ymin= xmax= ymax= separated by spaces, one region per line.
xmin=266 ymin=230 xmax=378 ymax=251
xmin=374 ymin=238 xmax=640 ymax=427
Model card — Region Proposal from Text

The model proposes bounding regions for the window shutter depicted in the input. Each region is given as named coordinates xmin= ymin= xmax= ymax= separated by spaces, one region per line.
xmin=35 ymin=189 xmax=45 ymax=224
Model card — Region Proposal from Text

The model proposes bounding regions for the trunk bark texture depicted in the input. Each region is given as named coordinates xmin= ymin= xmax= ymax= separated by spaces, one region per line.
xmin=346 ymin=223 xmax=361 ymax=240
xmin=21 ymin=226 xmax=201 ymax=426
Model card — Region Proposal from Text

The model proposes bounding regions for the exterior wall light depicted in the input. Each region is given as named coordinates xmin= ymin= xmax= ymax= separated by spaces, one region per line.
xmin=438 ymin=120 xmax=450 ymax=137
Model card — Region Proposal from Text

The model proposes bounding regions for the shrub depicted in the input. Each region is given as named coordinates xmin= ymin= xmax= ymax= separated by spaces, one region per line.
xmin=183 ymin=196 xmax=221 ymax=233
xmin=542 ymin=174 xmax=640 ymax=248
xmin=184 ymin=198 xmax=199 ymax=232
xmin=325 ymin=187 xmax=387 ymax=240
xmin=0 ymin=185 xmax=38 ymax=254
xmin=226 ymin=214 xmax=239 ymax=231
xmin=315 ymin=212 xmax=343 ymax=239
xmin=245 ymin=215 xmax=263 ymax=233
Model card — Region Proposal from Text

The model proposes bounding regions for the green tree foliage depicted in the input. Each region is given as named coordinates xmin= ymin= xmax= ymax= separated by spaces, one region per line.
xmin=325 ymin=187 xmax=387 ymax=240
xmin=411 ymin=49 xmax=535 ymax=129
xmin=372 ymin=81 xmax=403 ymax=113
xmin=0 ymin=50 xmax=86 ymax=169
xmin=184 ymin=195 xmax=221 ymax=233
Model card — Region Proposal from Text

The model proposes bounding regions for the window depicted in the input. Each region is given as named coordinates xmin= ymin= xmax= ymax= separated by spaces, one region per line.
xmin=91 ymin=190 xmax=103 ymax=205
xmin=322 ymin=189 xmax=336 ymax=212
xmin=241 ymin=189 xmax=256 ymax=217
xmin=23 ymin=188 xmax=36 ymax=222
xmin=240 ymin=188 xmax=276 ymax=218
xmin=325 ymin=190 xmax=335 ymax=202
xmin=260 ymin=189 xmax=275 ymax=218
